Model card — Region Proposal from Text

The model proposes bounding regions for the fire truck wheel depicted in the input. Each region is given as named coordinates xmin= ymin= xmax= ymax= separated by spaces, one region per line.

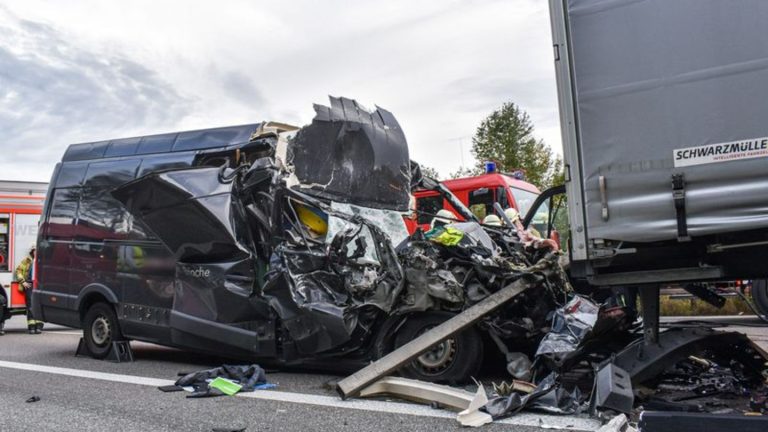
xmin=82 ymin=302 xmax=124 ymax=359
xmin=751 ymin=279 xmax=768 ymax=317
xmin=393 ymin=312 xmax=483 ymax=384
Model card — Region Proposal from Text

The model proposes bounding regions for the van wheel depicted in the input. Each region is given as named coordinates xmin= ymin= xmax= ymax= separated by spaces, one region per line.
xmin=393 ymin=312 xmax=483 ymax=383
xmin=751 ymin=280 xmax=768 ymax=317
xmin=82 ymin=302 xmax=124 ymax=359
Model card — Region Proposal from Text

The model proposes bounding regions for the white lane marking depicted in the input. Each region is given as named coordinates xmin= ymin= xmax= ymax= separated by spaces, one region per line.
xmin=0 ymin=360 xmax=598 ymax=431
xmin=0 ymin=360 xmax=173 ymax=387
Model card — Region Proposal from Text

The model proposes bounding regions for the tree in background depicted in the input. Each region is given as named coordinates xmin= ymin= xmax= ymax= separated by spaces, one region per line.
xmin=448 ymin=166 xmax=481 ymax=179
xmin=467 ymin=102 xmax=562 ymax=189
xmin=419 ymin=165 xmax=441 ymax=180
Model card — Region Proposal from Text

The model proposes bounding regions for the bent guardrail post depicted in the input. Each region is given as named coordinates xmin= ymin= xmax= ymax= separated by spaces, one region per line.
xmin=336 ymin=277 xmax=532 ymax=399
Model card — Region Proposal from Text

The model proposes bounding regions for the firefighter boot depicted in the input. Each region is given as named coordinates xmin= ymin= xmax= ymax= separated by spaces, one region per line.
xmin=0 ymin=321 xmax=5 ymax=336
xmin=28 ymin=324 xmax=35 ymax=335
xmin=35 ymin=322 xmax=43 ymax=334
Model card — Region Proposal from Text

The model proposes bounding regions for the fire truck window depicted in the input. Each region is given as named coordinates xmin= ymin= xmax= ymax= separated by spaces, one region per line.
xmin=468 ymin=188 xmax=494 ymax=221
xmin=0 ymin=216 xmax=8 ymax=271
xmin=496 ymin=187 xmax=510 ymax=209
xmin=510 ymin=187 xmax=539 ymax=217
xmin=417 ymin=195 xmax=443 ymax=225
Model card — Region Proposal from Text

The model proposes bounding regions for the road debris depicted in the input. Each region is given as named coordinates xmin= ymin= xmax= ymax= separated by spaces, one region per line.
xmin=595 ymin=414 xmax=634 ymax=432
xmin=173 ymin=364 xmax=269 ymax=398
xmin=457 ymin=386 xmax=493 ymax=427
xmin=357 ymin=376 xmax=476 ymax=411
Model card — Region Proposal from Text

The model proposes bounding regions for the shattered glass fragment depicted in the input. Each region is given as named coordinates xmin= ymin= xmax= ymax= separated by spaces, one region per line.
xmin=327 ymin=202 xmax=410 ymax=249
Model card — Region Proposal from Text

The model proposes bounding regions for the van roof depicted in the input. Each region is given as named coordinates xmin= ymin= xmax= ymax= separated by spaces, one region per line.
xmin=61 ymin=123 xmax=262 ymax=162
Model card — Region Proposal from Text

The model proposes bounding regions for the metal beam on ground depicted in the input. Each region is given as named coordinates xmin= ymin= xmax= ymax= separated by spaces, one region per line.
xmin=336 ymin=277 xmax=531 ymax=399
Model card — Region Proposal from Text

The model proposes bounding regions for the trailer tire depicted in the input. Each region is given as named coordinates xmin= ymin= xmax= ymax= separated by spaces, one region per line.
xmin=751 ymin=279 xmax=768 ymax=317
xmin=82 ymin=302 xmax=124 ymax=359
xmin=393 ymin=312 xmax=483 ymax=384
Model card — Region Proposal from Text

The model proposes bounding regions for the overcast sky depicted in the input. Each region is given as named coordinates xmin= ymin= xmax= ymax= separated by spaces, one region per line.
xmin=0 ymin=0 xmax=561 ymax=183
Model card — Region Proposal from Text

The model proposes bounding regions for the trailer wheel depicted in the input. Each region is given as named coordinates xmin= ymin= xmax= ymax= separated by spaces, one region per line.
xmin=82 ymin=302 xmax=124 ymax=359
xmin=751 ymin=280 xmax=768 ymax=317
xmin=393 ymin=312 xmax=483 ymax=383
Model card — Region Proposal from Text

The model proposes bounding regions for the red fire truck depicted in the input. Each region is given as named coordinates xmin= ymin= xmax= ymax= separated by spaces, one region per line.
xmin=0 ymin=181 xmax=48 ymax=323
xmin=410 ymin=165 xmax=547 ymax=233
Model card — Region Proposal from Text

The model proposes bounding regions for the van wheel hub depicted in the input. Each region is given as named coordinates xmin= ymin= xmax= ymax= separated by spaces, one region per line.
xmin=91 ymin=316 xmax=111 ymax=346
xmin=416 ymin=339 xmax=457 ymax=372
xmin=411 ymin=324 xmax=457 ymax=374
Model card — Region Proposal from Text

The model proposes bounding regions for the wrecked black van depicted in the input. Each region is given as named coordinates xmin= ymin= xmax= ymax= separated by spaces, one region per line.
xmin=33 ymin=97 xmax=567 ymax=382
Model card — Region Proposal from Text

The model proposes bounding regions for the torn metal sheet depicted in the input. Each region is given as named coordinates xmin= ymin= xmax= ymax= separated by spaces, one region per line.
xmin=396 ymin=239 xmax=464 ymax=314
xmin=288 ymin=96 xmax=411 ymax=211
xmin=112 ymin=166 xmax=255 ymax=262
xmin=263 ymin=192 xmax=406 ymax=355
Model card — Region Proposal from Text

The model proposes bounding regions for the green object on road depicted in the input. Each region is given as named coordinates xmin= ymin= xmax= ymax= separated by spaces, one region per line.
xmin=209 ymin=377 xmax=242 ymax=396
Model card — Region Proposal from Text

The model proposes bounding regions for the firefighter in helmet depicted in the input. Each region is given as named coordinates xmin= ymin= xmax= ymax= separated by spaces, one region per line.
xmin=431 ymin=209 xmax=456 ymax=229
xmin=15 ymin=247 xmax=42 ymax=334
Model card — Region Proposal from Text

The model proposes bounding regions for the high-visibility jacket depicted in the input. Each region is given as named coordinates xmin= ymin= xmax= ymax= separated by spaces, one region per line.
xmin=15 ymin=256 xmax=33 ymax=292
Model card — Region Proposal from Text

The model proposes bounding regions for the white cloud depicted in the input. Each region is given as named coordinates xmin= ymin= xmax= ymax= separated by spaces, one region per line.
xmin=0 ymin=0 xmax=560 ymax=182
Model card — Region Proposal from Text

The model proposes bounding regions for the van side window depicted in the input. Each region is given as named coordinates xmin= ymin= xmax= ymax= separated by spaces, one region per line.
xmin=417 ymin=195 xmax=443 ymax=225
xmin=47 ymin=188 xmax=79 ymax=239
xmin=75 ymin=161 xmax=139 ymax=241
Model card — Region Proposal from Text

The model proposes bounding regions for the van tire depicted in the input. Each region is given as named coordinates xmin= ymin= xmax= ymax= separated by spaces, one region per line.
xmin=82 ymin=302 xmax=124 ymax=359
xmin=751 ymin=280 xmax=768 ymax=317
xmin=393 ymin=312 xmax=483 ymax=383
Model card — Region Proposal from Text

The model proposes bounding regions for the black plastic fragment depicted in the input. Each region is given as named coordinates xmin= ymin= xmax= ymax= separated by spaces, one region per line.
xmin=288 ymin=97 xmax=411 ymax=211
xmin=25 ymin=396 xmax=40 ymax=403
xmin=593 ymin=363 xmax=634 ymax=414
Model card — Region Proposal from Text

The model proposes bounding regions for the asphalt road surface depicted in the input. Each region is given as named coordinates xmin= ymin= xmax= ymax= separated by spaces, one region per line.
xmin=1 ymin=315 xmax=766 ymax=432
xmin=0 ymin=315 xmax=601 ymax=432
